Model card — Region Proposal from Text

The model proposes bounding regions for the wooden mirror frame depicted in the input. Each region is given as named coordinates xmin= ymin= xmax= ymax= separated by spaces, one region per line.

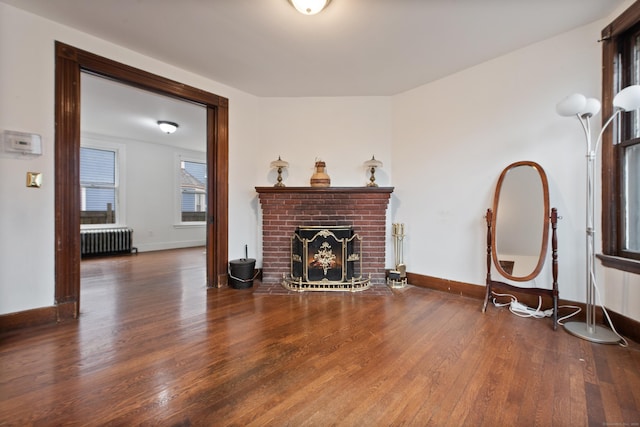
xmin=491 ymin=160 xmax=550 ymax=282
xmin=483 ymin=160 xmax=559 ymax=330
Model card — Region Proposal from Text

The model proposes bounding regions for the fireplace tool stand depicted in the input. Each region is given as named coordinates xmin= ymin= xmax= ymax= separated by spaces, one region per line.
xmin=387 ymin=223 xmax=408 ymax=288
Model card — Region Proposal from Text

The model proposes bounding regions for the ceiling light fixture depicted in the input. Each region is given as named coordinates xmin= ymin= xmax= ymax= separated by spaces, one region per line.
xmin=157 ymin=121 xmax=179 ymax=134
xmin=288 ymin=0 xmax=331 ymax=15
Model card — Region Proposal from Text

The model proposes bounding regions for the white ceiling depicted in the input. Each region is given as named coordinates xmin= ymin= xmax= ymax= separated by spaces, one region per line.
xmin=4 ymin=0 xmax=625 ymax=97
xmin=3 ymin=0 xmax=626 ymax=149
xmin=80 ymin=73 xmax=207 ymax=152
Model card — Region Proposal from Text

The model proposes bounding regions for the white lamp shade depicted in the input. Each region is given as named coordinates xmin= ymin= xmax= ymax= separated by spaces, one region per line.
xmin=289 ymin=0 xmax=330 ymax=15
xmin=364 ymin=156 xmax=383 ymax=168
xmin=582 ymin=98 xmax=601 ymax=117
xmin=613 ymin=85 xmax=640 ymax=111
xmin=556 ymin=93 xmax=587 ymax=117
xmin=270 ymin=156 xmax=289 ymax=168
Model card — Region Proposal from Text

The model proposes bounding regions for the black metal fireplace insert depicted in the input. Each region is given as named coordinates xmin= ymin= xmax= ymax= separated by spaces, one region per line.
xmin=283 ymin=226 xmax=371 ymax=292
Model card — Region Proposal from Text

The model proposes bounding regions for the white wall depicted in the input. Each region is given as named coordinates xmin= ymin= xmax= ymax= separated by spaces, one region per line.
xmin=1 ymin=2 xmax=638 ymax=324
xmin=81 ymin=133 xmax=208 ymax=252
xmin=245 ymin=97 xmax=393 ymax=262
xmin=0 ymin=3 xmax=258 ymax=314
xmin=125 ymin=137 xmax=207 ymax=252
xmin=0 ymin=3 xmax=392 ymax=314
xmin=392 ymin=14 xmax=640 ymax=322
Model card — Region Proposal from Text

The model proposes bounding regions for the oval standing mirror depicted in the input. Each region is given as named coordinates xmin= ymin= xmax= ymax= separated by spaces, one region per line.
xmin=491 ymin=161 xmax=550 ymax=282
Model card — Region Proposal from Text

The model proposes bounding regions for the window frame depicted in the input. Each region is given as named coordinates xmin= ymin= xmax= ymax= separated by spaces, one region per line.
xmin=175 ymin=154 xmax=207 ymax=227
xmin=599 ymin=1 xmax=640 ymax=274
xmin=79 ymin=138 xmax=127 ymax=229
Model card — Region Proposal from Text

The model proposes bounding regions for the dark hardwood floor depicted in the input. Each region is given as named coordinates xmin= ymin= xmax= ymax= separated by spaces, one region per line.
xmin=1 ymin=247 xmax=639 ymax=426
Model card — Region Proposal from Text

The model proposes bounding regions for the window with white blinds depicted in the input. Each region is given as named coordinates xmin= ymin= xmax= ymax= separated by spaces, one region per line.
xmin=80 ymin=146 xmax=118 ymax=225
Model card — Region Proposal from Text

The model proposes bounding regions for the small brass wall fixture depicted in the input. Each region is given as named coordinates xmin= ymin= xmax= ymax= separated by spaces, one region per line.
xmin=26 ymin=172 xmax=42 ymax=188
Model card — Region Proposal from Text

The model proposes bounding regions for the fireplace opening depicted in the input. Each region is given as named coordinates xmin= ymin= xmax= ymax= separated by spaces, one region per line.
xmin=284 ymin=226 xmax=371 ymax=292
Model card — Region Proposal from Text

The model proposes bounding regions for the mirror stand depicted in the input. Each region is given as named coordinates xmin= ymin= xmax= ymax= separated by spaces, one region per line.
xmin=482 ymin=207 xmax=559 ymax=330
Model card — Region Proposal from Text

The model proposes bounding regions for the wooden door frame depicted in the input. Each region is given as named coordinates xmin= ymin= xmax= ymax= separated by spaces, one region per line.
xmin=55 ymin=42 xmax=228 ymax=319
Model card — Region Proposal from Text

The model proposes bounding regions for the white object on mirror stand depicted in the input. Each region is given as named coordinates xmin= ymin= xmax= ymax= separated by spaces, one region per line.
xmin=555 ymin=84 xmax=640 ymax=344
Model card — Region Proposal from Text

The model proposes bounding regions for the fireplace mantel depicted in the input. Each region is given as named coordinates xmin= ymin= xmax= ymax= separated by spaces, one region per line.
xmin=255 ymin=187 xmax=394 ymax=194
xmin=256 ymin=186 xmax=393 ymax=287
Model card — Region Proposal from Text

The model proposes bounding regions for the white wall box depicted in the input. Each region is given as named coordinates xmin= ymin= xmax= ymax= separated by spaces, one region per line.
xmin=1 ymin=130 xmax=43 ymax=158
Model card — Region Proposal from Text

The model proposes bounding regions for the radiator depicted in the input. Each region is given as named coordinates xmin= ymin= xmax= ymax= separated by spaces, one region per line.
xmin=80 ymin=228 xmax=136 ymax=257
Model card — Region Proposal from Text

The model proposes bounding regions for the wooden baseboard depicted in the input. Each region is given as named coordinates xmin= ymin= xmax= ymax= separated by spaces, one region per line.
xmin=56 ymin=301 xmax=78 ymax=322
xmin=406 ymin=271 xmax=639 ymax=344
xmin=0 ymin=301 xmax=77 ymax=334
xmin=0 ymin=306 xmax=57 ymax=333
xmin=406 ymin=272 xmax=486 ymax=300
xmin=605 ymin=310 xmax=640 ymax=345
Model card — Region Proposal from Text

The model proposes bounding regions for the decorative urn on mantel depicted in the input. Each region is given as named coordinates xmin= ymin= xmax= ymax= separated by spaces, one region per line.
xmin=310 ymin=160 xmax=330 ymax=187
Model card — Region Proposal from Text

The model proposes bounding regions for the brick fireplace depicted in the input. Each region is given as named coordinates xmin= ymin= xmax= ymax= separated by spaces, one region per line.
xmin=255 ymin=187 xmax=393 ymax=287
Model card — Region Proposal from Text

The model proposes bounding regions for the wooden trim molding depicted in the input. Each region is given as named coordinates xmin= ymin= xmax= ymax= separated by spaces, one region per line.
xmin=600 ymin=2 xmax=640 ymax=269
xmin=55 ymin=43 xmax=82 ymax=310
xmin=597 ymin=254 xmax=640 ymax=275
xmin=406 ymin=272 xmax=486 ymax=300
xmin=54 ymin=41 xmax=229 ymax=323
xmin=606 ymin=310 xmax=640 ymax=345
xmin=407 ymin=271 xmax=640 ymax=343
xmin=0 ymin=302 xmax=80 ymax=333
xmin=0 ymin=307 xmax=57 ymax=333
xmin=255 ymin=186 xmax=394 ymax=194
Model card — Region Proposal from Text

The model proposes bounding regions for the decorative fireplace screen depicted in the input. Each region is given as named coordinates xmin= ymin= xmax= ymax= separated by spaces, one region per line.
xmin=283 ymin=226 xmax=371 ymax=292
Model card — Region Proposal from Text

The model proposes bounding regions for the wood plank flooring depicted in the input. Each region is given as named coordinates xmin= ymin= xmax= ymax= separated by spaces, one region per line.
xmin=1 ymin=247 xmax=639 ymax=426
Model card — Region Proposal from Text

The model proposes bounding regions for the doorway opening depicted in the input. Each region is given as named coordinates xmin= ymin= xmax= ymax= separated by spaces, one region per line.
xmin=80 ymin=72 xmax=207 ymax=256
xmin=55 ymin=42 xmax=229 ymax=319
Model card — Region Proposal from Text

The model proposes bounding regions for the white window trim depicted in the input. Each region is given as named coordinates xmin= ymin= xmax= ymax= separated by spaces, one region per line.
xmin=80 ymin=136 xmax=127 ymax=229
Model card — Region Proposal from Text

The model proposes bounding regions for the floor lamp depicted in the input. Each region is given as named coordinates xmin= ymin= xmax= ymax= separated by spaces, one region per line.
xmin=556 ymin=84 xmax=640 ymax=344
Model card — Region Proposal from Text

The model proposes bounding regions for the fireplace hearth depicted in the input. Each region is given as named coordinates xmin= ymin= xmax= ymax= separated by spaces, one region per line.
xmin=285 ymin=226 xmax=370 ymax=292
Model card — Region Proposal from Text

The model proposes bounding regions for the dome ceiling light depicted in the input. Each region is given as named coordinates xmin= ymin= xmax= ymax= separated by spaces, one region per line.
xmin=157 ymin=120 xmax=179 ymax=134
xmin=288 ymin=0 xmax=331 ymax=15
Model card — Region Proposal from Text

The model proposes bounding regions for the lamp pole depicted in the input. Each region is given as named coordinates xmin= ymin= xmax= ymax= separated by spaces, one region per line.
xmin=562 ymin=112 xmax=620 ymax=344
xmin=557 ymin=85 xmax=640 ymax=344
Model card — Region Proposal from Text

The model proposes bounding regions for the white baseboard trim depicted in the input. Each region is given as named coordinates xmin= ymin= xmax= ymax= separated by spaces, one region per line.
xmin=135 ymin=240 xmax=205 ymax=253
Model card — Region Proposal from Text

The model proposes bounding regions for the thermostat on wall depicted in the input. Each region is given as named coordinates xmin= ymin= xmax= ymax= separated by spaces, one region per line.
xmin=1 ymin=130 xmax=42 ymax=158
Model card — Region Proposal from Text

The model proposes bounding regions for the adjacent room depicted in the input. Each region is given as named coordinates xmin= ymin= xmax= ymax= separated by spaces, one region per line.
xmin=1 ymin=0 xmax=639 ymax=425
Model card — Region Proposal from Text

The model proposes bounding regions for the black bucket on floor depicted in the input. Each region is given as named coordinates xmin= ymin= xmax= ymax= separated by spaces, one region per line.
xmin=229 ymin=258 xmax=257 ymax=289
